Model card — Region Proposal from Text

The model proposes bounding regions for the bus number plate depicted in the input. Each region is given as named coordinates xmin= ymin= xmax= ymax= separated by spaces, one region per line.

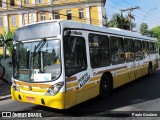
xmin=26 ymin=96 xmax=35 ymax=102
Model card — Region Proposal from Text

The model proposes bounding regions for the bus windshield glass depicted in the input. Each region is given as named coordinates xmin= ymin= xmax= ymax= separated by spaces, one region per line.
xmin=13 ymin=39 xmax=61 ymax=82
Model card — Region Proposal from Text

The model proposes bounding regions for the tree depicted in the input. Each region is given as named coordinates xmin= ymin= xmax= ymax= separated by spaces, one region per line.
xmin=0 ymin=27 xmax=14 ymax=55
xmin=150 ymin=26 xmax=160 ymax=46
xmin=125 ymin=13 xmax=135 ymax=30
xmin=140 ymin=23 xmax=148 ymax=35
xmin=106 ymin=13 xmax=136 ymax=30
xmin=106 ymin=13 xmax=123 ymax=28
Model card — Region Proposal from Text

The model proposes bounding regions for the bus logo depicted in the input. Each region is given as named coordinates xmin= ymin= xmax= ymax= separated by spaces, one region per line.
xmin=78 ymin=73 xmax=90 ymax=88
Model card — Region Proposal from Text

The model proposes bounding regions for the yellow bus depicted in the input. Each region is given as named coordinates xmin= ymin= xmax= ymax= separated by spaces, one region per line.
xmin=11 ymin=20 xmax=159 ymax=109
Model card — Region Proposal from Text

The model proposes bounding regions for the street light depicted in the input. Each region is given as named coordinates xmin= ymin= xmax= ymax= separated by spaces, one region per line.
xmin=142 ymin=7 xmax=157 ymax=23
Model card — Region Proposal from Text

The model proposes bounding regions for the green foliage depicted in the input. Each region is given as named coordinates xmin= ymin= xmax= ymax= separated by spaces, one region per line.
xmin=140 ymin=23 xmax=148 ymax=35
xmin=106 ymin=13 xmax=136 ymax=30
xmin=106 ymin=13 xmax=123 ymax=28
xmin=150 ymin=26 xmax=160 ymax=46
xmin=0 ymin=27 xmax=14 ymax=55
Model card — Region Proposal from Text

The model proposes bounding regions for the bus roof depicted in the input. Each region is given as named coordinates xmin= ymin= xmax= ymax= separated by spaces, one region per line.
xmin=60 ymin=20 xmax=157 ymax=41
xmin=19 ymin=20 xmax=157 ymax=41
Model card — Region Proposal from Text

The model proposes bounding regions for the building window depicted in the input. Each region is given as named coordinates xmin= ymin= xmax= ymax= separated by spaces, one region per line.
xmin=40 ymin=13 xmax=46 ymax=21
xmin=53 ymin=11 xmax=60 ymax=19
xmin=10 ymin=0 xmax=15 ymax=6
xmin=24 ymin=0 xmax=29 ymax=4
xmin=0 ymin=0 xmax=2 ymax=7
xmin=22 ymin=13 xmax=28 ymax=25
xmin=11 ymin=16 xmax=16 ymax=26
xmin=66 ymin=10 xmax=72 ymax=20
xmin=36 ymin=0 xmax=44 ymax=4
xmin=0 ymin=17 xmax=3 ymax=27
xmin=79 ymin=9 xmax=84 ymax=19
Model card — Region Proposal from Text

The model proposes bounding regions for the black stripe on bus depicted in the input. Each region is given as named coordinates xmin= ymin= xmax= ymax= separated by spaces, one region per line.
xmin=63 ymin=28 xmax=157 ymax=41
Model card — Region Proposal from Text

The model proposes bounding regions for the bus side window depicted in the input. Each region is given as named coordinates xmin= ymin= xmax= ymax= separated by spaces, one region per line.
xmin=149 ymin=42 xmax=156 ymax=54
xmin=155 ymin=42 xmax=159 ymax=54
xmin=142 ymin=41 xmax=149 ymax=58
xmin=64 ymin=36 xmax=87 ymax=77
xmin=134 ymin=40 xmax=143 ymax=61
xmin=124 ymin=38 xmax=135 ymax=62
xmin=89 ymin=33 xmax=110 ymax=68
xmin=110 ymin=36 xmax=125 ymax=65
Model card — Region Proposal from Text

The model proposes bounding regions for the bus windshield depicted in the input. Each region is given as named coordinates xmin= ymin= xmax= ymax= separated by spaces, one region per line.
xmin=13 ymin=39 xmax=61 ymax=82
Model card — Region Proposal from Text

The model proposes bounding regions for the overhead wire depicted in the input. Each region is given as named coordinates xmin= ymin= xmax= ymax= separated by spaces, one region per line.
xmin=108 ymin=0 xmax=160 ymax=24
xmin=107 ymin=1 xmax=158 ymax=23
xmin=119 ymin=0 xmax=160 ymax=24
xmin=120 ymin=0 xmax=160 ymax=20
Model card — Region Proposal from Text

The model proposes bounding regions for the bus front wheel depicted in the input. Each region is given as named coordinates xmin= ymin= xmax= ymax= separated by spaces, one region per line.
xmin=99 ymin=75 xmax=112 ymax=99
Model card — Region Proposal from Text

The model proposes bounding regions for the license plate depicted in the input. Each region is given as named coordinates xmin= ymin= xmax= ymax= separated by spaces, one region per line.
xmin=26 ymin=96 xmax=35 ymax=102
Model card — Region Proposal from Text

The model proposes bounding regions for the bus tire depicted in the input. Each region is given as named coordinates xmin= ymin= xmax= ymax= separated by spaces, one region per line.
xmin=148 ymin=63 xmax=152 ymax=76
xmin=99 ymin=75 xmax=112 ymax=99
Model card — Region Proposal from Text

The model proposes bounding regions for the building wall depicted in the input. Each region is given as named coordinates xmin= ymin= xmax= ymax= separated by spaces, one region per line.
xmin=0 ymin=0 xmax=104 ymax=35
xmin=90 ymin=6 xmax=99 ymax=26
xmin=8 ymin=14 xmax=19 ymax=31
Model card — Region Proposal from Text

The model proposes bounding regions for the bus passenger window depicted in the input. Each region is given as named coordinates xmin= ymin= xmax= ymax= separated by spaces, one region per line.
xmin=149 ymin=42 xmax=156 ymax=54
xmin=64 ymin=36 xmax=87 ymax=76
xmin=134 ymin=40 xmax=143 ymax=60
xmin=110 ymin=36 xmax=125 ymax=65
xmin=142 ymin=41 xmax=149 ymax=58
xmin=89 ymin=34 xmax=110 ymax=68
xmin=155 ymin=42 xmax=159 ymax=54
xmin=124 ymin=38 xmax=135 ymax=62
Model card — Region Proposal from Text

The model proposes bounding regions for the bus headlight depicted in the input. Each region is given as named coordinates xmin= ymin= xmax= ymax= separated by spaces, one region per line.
xmin=12 ymin=82 xmax=20 ymax=91
xmin=45 ymin=82 xmax=64 ymax=96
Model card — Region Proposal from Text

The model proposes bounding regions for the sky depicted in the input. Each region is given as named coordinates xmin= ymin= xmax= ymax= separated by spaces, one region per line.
xmin=105 ymin=0 xmax=160 ymax=31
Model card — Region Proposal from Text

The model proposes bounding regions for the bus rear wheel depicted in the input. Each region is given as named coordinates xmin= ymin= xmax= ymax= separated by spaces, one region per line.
xmin=99 ymin=75 xmax=112 ymax=99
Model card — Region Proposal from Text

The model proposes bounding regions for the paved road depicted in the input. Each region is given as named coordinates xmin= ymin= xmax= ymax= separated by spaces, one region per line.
xmin=1 ymin=69 xmax=160 ymax=118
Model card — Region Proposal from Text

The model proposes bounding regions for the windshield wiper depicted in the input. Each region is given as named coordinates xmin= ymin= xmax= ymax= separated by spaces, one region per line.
xmin=33 ymin=38 xmax=46 ymax=62
xmin=32 ymin=38 xmax=46 ymax=63
xmin=29 ymin=38 xmax=46 ymax=82
xmin=34 ymin=38 xmax=46 ymax=52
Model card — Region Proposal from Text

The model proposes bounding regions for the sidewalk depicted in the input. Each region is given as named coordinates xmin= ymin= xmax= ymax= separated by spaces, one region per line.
xmin=0 ymin=82 xmax=12 ymax=101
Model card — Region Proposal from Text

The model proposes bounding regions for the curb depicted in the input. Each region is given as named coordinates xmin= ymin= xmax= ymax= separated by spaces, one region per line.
xmin=0 ymin=95 xmax=11 ymax=101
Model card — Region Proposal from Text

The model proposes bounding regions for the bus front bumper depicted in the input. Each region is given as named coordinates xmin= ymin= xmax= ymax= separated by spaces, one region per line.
xmin=11 ymin=87 xmax=65 ymax=109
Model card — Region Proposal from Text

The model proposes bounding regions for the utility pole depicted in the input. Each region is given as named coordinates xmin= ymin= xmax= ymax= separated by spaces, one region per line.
xmin=120 ymin=6 xmax=140 ymax=31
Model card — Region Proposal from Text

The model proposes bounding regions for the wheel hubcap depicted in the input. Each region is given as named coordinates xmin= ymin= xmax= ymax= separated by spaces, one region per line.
xmin=103 ymin=81 xmax=108 ymax=92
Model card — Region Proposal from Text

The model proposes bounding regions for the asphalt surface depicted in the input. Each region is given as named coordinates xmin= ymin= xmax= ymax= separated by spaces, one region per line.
xmin=0 ymin=82 xmax=11 ymax=101
xmin=0 ymin=69 xmax=160 ymax=119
